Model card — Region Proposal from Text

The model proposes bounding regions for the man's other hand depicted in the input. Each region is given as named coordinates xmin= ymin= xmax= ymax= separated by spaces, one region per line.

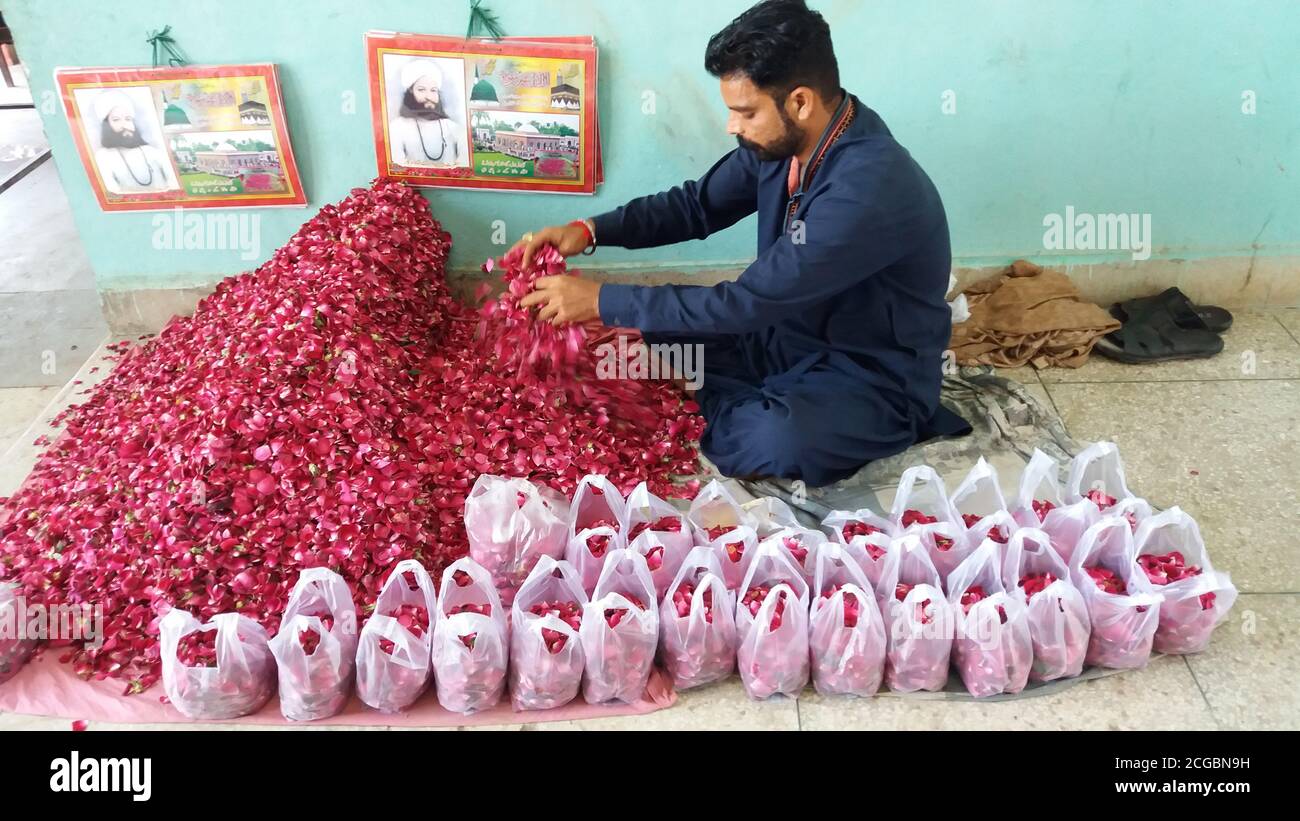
xmin=509 ymin=222 xmax=592 ymax=270
xmin=518 ymin=275 xmax=602 ymax=326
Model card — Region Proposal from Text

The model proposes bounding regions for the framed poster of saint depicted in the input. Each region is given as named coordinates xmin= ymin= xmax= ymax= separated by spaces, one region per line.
xmin=55 ymin=63 xmax=307 ymax=211
xmin=365 ymin=31 xmax=600 ymax=194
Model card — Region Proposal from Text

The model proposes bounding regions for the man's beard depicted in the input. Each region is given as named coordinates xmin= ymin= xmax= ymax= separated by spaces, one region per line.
xmin=736 ymin=107 xmax=803 ymax=162
xmin=400 ymin=88 xmax=448 ymax=120
xmin=101 ymin=121 xmax=147 ymax=149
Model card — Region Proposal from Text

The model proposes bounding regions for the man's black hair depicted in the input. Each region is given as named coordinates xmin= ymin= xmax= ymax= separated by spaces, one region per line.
xmin=704 ymin=0 xmax=840 ymax=102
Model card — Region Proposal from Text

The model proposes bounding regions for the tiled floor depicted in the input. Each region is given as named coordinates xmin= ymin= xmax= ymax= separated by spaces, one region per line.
xmin=1 ymin=311 xmax=1297 ymax=730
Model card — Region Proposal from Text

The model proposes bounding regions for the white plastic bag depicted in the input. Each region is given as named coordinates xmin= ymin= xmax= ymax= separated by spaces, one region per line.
xmin=464 ymin=474 xmax=569 ymax=606
xmin=623 ymin=481 xmax=693 ymax=568
xmin=735 ymin=540 xmax=810 ymax=699
xmin=268 ymin=568 xmax=358 ymax=721
xmin=1011 ymin=449 xmax=1065 ymax=529
xmin=890 ymin=465 xmax=962 ymax=532
xmin=760 ymin=526 xmax=827 ymax=582
xmin=565 ymin=522 xmax=624 ymax=595
xmin=510 ymin=555 xmax=587 ymax=711
xmin=821 ymin=514 xmax=895 ymax=591
xmin=569 ymin=473 xmax=627 ymax=536
xmin=809 ymin=543 xmax=887 ymax=696
xmin=949 ymin=457 xmax=1010 ymax=527
xmin=660 ymin=547 xmax=737 ymax=690
xmin=687 ymin=478 xmax=754 ymax=542
xmin=878 ymin=534 xmax=954 ymax=693
xmin=355 ymin=560 xmax=437 ymax=713
xmin=1133 ymin=508 xmax=1238 ymax=655
xmin=627 ymin=529 xmax=691 ymax=601
xmin=822 ymin=507 xmax=895 ymax=544
xmin=1066 ymin=441 xmax=1134 ymax=510
xmin=160 ymin=610 xmax=275 ymax=720
xmin=1002 ymin=527 xmax=1090 ymax=682
xmin=742 ymin=495 xmax=802 ymax=538
xmin=0 ymin=582 xmax=36 ymax=685
xmin=432 ymin=557 xmax=508 ymax=714
xmin=1069 ymin=517 xmax=1162 ymax=669
xmin=963 ymin=509 xmax=1019 ymax=551
xmin=946 ymin=541 xmax=1032 ymax=697
xmin=705 ymin=523 xmax=760 ymax=590
xmin=581 ymin=549 xmax=659 ymax=704
xmin=915 ymin=520 xmax=973 ymax=591
xmin=1011 ymin=449 xmax=1100 ymax=564
xmin=1113 ymin=496 xmax=1154 ymax=534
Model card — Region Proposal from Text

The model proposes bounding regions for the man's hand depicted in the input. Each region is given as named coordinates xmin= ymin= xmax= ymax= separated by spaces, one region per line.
xmin=519 ymin=275 xmax=602 ymax=326
xmin=509 ymin=221 xmax=592 ymax=270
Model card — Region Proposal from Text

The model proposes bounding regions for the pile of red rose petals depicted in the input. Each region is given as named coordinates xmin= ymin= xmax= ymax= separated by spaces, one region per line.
xmin=602 ymin=592 xmax=646 ymax=628
xmin=529 ymin=600 xmax=582 ymax=654
xmin=1138 ymin=552 xmax=1216 ymax=610
xmin=1031 ymin=499 xmax=1056 ymax=521
xmin=176 ymin=629 xmax=218 ymax=668
xmin=901 ymin=509 xmax=938 ymax=527
xmin=1085 ymin=489 xmax=1117 ymax=510
xmin=819 ymin=585 xmax=861 ymax=628
xmin=1137 ymin=551 xmax=1202 ymax=585
xmin=670 ymin=582 xmax=714 ymax=623
xmin=627 ymin=516 xmax=681 ymax=543
xmin=705 ymin=524 xmax=737 ymax=541
xmin=1085 ymin=566 xmax=1128 ymax=595
xmin=740 ymin=585 xmax=787 ymax=630
xmin=841 ymin=521 xmax=882 ymax=541
xmin=0 ymin=178 xmax=702 ymax=693
xmin=1017 ymin=572 xmax=1057 ymax=602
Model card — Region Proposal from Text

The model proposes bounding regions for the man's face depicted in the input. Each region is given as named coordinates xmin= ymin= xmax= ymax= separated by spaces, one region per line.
xmin=107 ymin=108 xmax=136 ymax=138
xmin=720 ymin=74 xmax=803 ymax=162
xmin=411 ymin=78 xmax=442 ymax=109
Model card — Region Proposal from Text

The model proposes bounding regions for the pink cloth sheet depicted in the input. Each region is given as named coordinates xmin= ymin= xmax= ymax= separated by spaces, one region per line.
xmin=0 ymin=653 xmax=676 ymax=727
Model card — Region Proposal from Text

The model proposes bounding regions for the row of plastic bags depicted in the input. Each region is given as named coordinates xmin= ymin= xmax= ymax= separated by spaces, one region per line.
xmin=156 ymin=550 xmax=667 ymax=720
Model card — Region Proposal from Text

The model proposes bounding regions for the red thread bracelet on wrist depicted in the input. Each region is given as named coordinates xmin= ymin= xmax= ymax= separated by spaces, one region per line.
xmin=569 ymin=219 xmax=596 ymax=254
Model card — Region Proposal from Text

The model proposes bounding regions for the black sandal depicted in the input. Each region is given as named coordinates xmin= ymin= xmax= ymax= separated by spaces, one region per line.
xmin=1110 ymin=287 xmax=1233 ymax=333
xmin=1094 ymin=297 xmax=1224 ymax=364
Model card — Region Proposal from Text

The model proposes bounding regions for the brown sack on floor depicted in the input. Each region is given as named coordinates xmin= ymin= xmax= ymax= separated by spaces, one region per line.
xmin=949 ymin=260 xmax=1121 ymax=368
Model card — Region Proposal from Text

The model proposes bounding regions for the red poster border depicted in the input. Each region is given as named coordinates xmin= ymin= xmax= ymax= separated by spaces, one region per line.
xmin=365 ymin=32 xmax=598 ymax=195
xmin=55 ymin=63 xmax=307 ymax=212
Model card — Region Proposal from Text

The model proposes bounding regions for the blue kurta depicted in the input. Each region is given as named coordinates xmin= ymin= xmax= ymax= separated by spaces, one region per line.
xmin=593 ymin=93 xmax=969 ymax=487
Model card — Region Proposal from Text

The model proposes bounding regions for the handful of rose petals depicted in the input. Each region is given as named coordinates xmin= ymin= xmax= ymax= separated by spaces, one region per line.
xmin=160 ymin=610 xmax=276 ymax=720
xmin=268 ymin=568 xmax=358 ymax=721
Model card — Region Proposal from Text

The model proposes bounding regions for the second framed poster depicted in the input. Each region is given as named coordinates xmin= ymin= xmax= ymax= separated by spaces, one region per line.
xmin=366 ymin=31 xmax=600 ymax=194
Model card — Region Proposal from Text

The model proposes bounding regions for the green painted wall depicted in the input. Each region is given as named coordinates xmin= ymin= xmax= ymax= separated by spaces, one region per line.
xmin=5 ymin=0 xmax=1298 ymax=291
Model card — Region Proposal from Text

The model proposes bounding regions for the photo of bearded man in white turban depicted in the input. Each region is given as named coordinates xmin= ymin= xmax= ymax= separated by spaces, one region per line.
xmin=387 ymin=57 xmax=468 ymax=168
xmin=88 ymin=88 xmax=179 ymax=194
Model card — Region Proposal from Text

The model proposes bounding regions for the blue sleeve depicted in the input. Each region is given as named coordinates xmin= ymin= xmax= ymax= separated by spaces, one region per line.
xmin=589 ymin=148 xmax=758 ymax=249
xmin=599 ymin=152 xmax=940 ymax=334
